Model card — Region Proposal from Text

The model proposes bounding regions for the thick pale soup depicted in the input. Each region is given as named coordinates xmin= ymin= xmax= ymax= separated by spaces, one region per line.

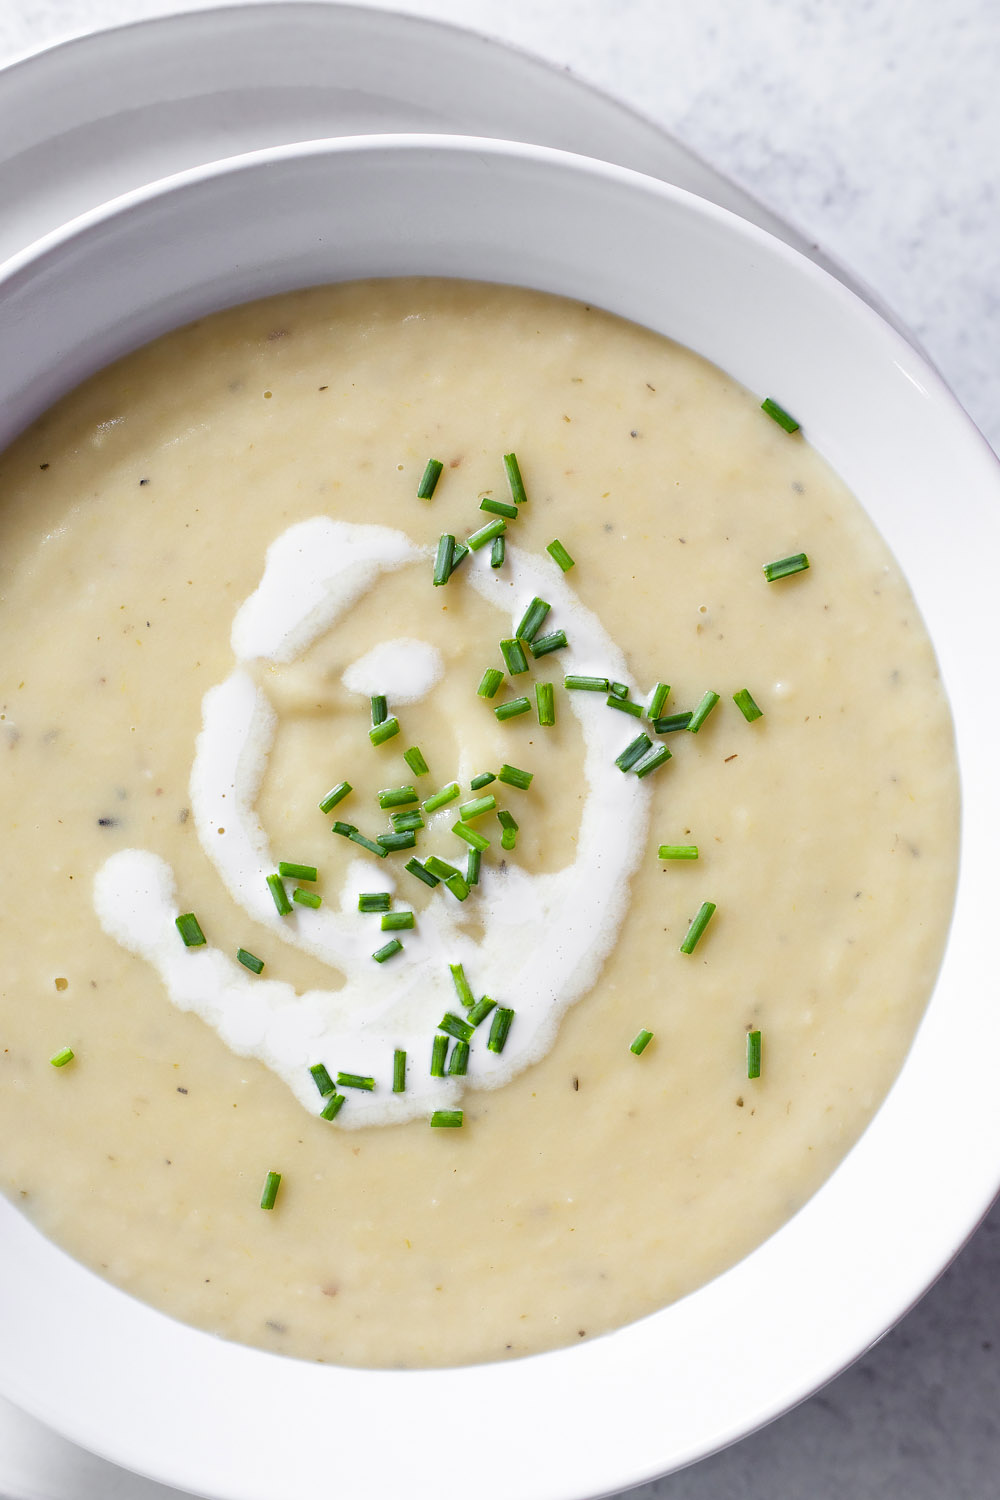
xmin=0 ymin=281 xmax=957 ymax=1368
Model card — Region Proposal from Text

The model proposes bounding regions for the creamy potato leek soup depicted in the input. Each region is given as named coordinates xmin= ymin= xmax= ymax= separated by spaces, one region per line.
xmin=0 ymin=279 xmax=957 ymax=1369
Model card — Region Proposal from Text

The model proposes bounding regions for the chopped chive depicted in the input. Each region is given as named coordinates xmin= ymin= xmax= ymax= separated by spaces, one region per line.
xmin=445 ymin=873 xmax=471 ymax=901
xmin=761 ymin=397 xmax=800 ymax=434
xmin=266 ymin=874 xmax=292 ymax=915
xmin=393 ymin=1049 xmax=407 ymax=1093
xmin=495 ymin=696 xmax=531 ymax=721
xmin=515 ymin=596 xmax=551 ymax=643
xmin=376 ymin=830 xmax=417 ymax=852
xmin=630 ymin=1029 xmax=654 ymax=1056
xmin=431 ymin=1109 xmax=464 ymax=1128
xmin=448 ymin=542 xmax=470 ymax=577
xmin=467 ymin=995 xmax=497 ymax=1028
xmin=468 ymin=517 xmax=507 ymax=551
xmin=403 ymin=745 xmax=430 ymax=777
xmin=450 ymin=963 xmax=475 ymax=1008
xmin=417 ymin=458 xmax=444 ymax=498
xmin=478 ymin=668 xmax=504 ymax=699
xmin=565 ymin=675 xmax=610 ymax=692
xmin=348 ymin=829 xmax=388 ymax=858
xmin=500 ymin=638 xmax=529 ymax=675
xmin=733 ymin=688 xmax=764 ymax=722
xmin=503 ymin=452 xmax=527 ymax=505
xmin=320 ymin=1092 xmax=345 ymax=1121
xmin=470 ymin=771 xmax=496 ymax=790
xmin=369 ymin=716 xmax=401 ymax=746
xmin=529 ymin=630 xmax=568 ymax=658
xmin=260 ymin=1170 xmax=281 ymax=1210
xmin=433 ymin=533 xmax=455 ymax=585
xmin=425 ymin=855 xmax=460 ymax=880
xmin=319 ymin=780 xmax=352 ymax=814
xmin=405 ymin=857 xmax=440 ymax=888
xmin=237 ymin=947 xmax=265 ymax=974
xmin=310 ymin=1062 xmax=336 ymax=1097
xmin=278 ymin=861 xmax=318 ymax=881
xmin=337 ymin=1071 xmax=376 ymax=1092
xmin=658 ymin=844 xmax=699 ymax=860
xmin=430 ymin=1034 xmax=448 ymax=1077
xmin=688 ymin=691 xmax=720 ymax=733
xmin=606 ymin=694 xmax=643 ymax=718
xmin=439 ymin=1012 xmax=475 ymax=1043
xmin=536 ymin=682 xmax=555 ymax=727
xmin=763 ymin=552 xmax=809 ymax=582
xmin=615 ymin=733 xmax=653 ymax=772
xmin=373 ymin=938 xmax=404 ymax=963
xmin=608 ymin=681 xmax=629 ymax=700
xmin=680 ymin=901 xmax=717 ymax=954
xmin=453 ymin=821 xmax=491 ymax=852
xmin=423 ymin=781 xmax=460 ymax=814
xmin=466 ymin=847 xmax=482 ymax=885
xmin=381 ymin=910 xmax=415 ymax=931
xmin=460 ymin=794 xmax=496 ymax=822
xmin=49 ymin=1046 xmax=74 ymax=1068
xmin=546 ymin=539 xmax=575 ymax=571
xmin=447 ymin=1039 xmax=470 ymax=1076
xmin=634 ymin=744 xmax=672 ymax=779
xmin=497 ymin=809 xmax=518 ymax=851
xmin=497 ymin=763 xmax=533 ymax=790
xmin=292 ymin=887 xmax=322 ymax=908
xmin=490 ymin=535 xmax=506 ymax=568
xmin=331 ymin=820 xmax=357 ymax=838
xmin=391 ymin=808 xmax=425 ymax=833
xmin=488 ymin=1007 xmax=514 ymax=1053
xmin=647 ymin=682 xmax=671 ymax=720
xmin=378 ymin=785 xmax=418 ymax=809
xmin=653 ymin=712 xmax=693 ymax=733
xmin=480 ymin=496 xmax=518 ymax=519
xmin=371 ymin=695 xmax=388 ymax=727
xmin=358 ymin=891 xmax=392 ymax=913
xmin=747 ymin=1029 xmax=762 ymax=1079
xmin=175 ymin=912 xmax=206 ymax=947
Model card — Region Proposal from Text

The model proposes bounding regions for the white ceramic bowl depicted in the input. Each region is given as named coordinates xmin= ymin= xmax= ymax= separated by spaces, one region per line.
xmin=0 ymin=135 xmax=997 ymax=1500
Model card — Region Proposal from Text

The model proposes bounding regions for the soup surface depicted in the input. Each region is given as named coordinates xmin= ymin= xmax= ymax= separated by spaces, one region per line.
xmin=0 ymin=280 xmax=957 ymax=1367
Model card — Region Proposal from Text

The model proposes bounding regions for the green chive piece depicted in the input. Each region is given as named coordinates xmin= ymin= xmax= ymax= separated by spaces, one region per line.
xmin=497 ymin=809 xmax=518 ymax=851
xmin=423 ymin=781 xmax=460 ymax=814
xmin=260 ymin=1170 xmax=281 ymax=1210
xmin=500 ymin=638 xmax=529 ymax=675
xmin=460 ymin=794 xmax=497 ymax=822
xmin=453 ymin=821 xmax=491 ymax=852
xmin=763 ymin=552 xmax=809 ymax=582
xmin=733 ymin=688 xmax=764 ymax=722
xmin=331 ymin=820 xmax=357 ymax=838
xmin=373 ymin=938 xmax=404 ymax=962
xmin=49 ymin=1046 xmax=74 ymax=1068
xmin=495 ymin=696 xmax=531 ymax=721
xmin=497 ymin=763 xmax=533 ymax=790
xmin=515 ymin=596 xmax=551 ymax=643
xmin=480 ymin=496 xmax=518 ymax=519
xmin=448 ymin=542 xmax=470 ymax=577
xmin=445 ymin=873 xmax=471 ymax=901
xmin=466 ymin=848 xmax=482 ymax=885
xmin=310 ymin=1062 xmax=336 ymax=1097
xmin=175 ymin=912 xmax=206 ymax=947
xmin=425 ymin=855 xmax=460 ymax=880
xmin=680 ymin=900 xmax=717 ymax=954
xmin=634 ymin=744 xmax=672 ymax=779
xmin=376 ymin=830 xmax=417 ymax=853
xmin=615 ymin=733 xmax=653 ymax=772
xmin=320 ymin=1093 xmax=345 ymax=1121
xmin=546 ymin=539 xmax=575 ymax=571
xmin=447 ymin=1039 xmax=470 ymax=1076
xmin=470 ymin=771 xmax=496 ymax=791
xmin=358 ymin=891 xmax=392 ymax=913
xmin=381 ymin=910 xmax=415 ymax=931
xmin=378 ymin=785 xmax=418 ymax=809
xmin=393 ymin=1049 xmax=407 ymax=1093
xmin=565 ymin=675 xmax=609 ymax=693
xmin=653 ymin=712 xmax=693 ymax=734
xmin=237 ymin=947 xmax=265 ymax=974
xmin=608 ymin=682 xmax=629 ymax=700
xmin=371 ymin=695 xmax=388 ymax=727
xmin=431 ymin=1109 xmax=464 ymax=1128
xmin=266 ymin=874 xmax=292 ymax=915
xmin=606 ymin=694 xmax=643 ymax=718
xmin=688 ymin=691 xmax=720 ymax=733
xmin=417 ymin=458 xmax=444 ymax=499
xmin=468 ymin=517 xmax=507 ymax=551
xmin=747 ymin=1029 xmax=762 ymax=1079
xmin=430 ymin=1034 xmax=448 ymax=1077
xmin=490 ymin=535 xmax=506 ymax=568
xmin=348 ymin=829 xmax=389 ymax=858
xmin=647 ymin=683 xmax=671 ymax=720
xmin=658 ymin=844 xmax=699 ymax=860
xmin=319 ymin=780 xmax=352 ymax=814
xmin=467 ymin=995 xmax=497 ymax=1028
xmin=439 ymin=1012 xmax=475 ymax=1043
xmin=488 ymin=1007 xmax=514 ymax=1053
xmin=391 ymin=809 xmax=424 ymax=833
xmin=536 ymin=682 xmax=555 ymax=727
xmin=433 ymin=533 xmax=455 ymax=586
xmin=630 ymin=1029 xmax=654 ymax=1056
xmin=503 ymin=452 xmax=527 ymax=505
xmin=403 ymin=745 xmax=430 ymax=777
xmin=278 ymin=861 xmax=318 ymax=881
xmin=478 ymin=668 xmax=504 ymax=700
xmin=761 ymin=397 xmax=800 ymax=434
xmin=406 ymin=857 xmax=440 ymax=888
xmin=369 ymin=716 xmax=401 ymax=747
xmin=450 ymin=963 xmax=475 ymax=1008
xmin=530 ymin=630 xmax=568 ymax=658
xmin=292 ymin=887 xmax=322 ymax=908
xmin=337 ymin=1071 xmax=376 ymax=1092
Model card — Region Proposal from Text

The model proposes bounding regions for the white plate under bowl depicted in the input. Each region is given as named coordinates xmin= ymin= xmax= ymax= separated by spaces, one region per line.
xmin=0 ymin=134 xmax=997 ymax=1500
